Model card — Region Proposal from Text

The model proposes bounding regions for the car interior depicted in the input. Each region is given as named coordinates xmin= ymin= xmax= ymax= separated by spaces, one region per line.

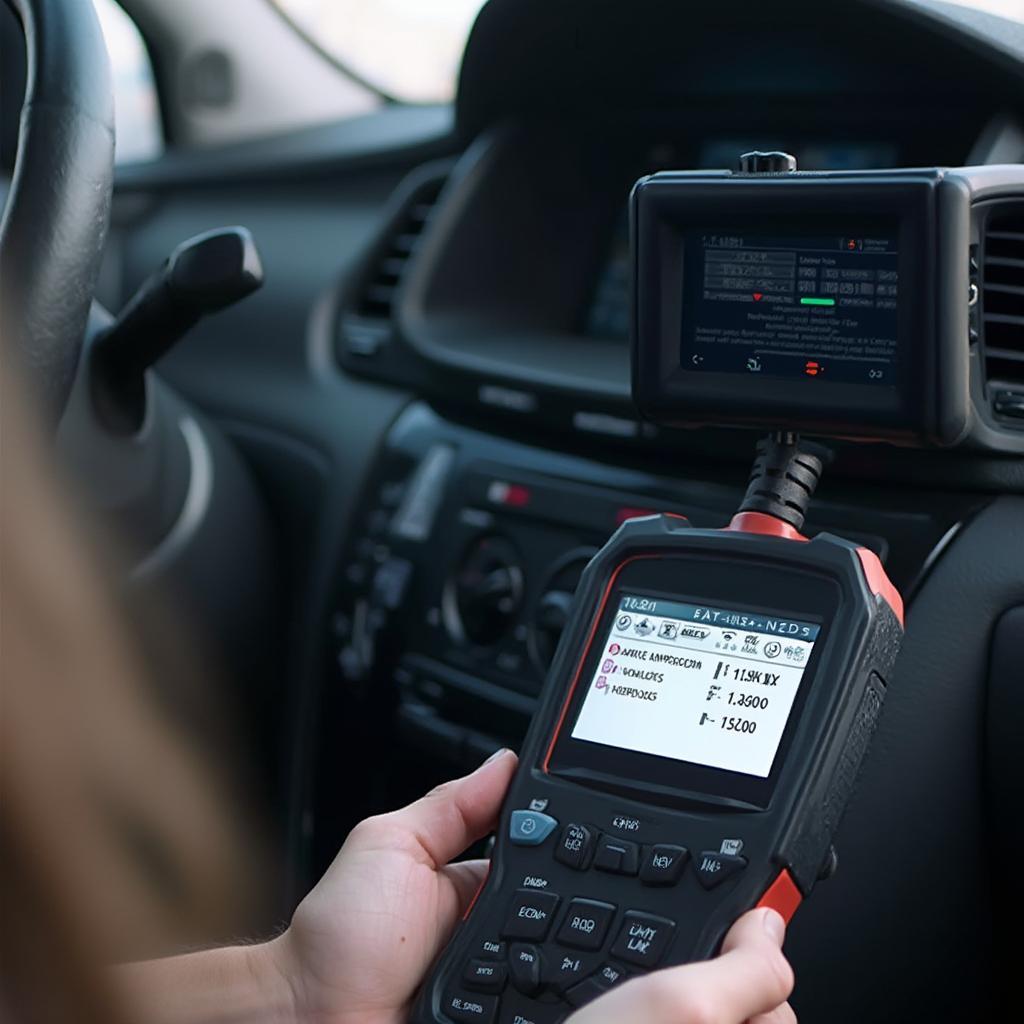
xmin=1 ymin=0 xmax=1022 ymax=1021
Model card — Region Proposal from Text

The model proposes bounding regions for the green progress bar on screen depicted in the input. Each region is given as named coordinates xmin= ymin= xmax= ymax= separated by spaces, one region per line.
xmin=800 ymin=297 xmax=836 ymax=307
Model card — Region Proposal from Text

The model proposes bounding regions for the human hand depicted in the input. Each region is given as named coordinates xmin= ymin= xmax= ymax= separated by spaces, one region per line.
xmin=263 ymin=747 xmax=794 ymax=1024
xmin=266 ymin=748 xmax=518 ymax=1024
xmin=566 ymin=906 xmax=795 ymax=1024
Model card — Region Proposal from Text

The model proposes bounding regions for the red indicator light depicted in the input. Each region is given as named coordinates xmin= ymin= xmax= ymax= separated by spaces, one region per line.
xmin=752 ymin=292 xmax=764 ymax=302
xmin=504 ymin=483 xmax=531 ymax=507
xmin=487 ymin=481 xmax=532 ymax=507
xmin=805 ymin=360 xmax=822 ymax=377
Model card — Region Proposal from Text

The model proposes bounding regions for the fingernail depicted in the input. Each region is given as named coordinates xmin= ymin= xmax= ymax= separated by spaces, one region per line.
xmin=481 ymin=747 xmax=511 ymax=767
xmin=762 ymin=908 xmax=786 ymax=943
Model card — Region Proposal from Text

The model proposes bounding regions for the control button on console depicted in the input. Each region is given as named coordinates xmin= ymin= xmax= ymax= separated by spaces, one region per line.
xmin=371 ymin=556 xmax=412 ymax=611
xmin=593 ymin=835 xmax=639 ymax=875
xmin=553 ymin=823 xmax=595 ymax=870
xmin=542 ymin=949 xmax=600 ymax=993
xmin=464 ymin=958 xmax=508 ymax=993
xmin=507 ymin=943 xmax=543 ymax=995
xmin=695 ymin=851 xmax=748 ymax=889
xmin=443 ymin=990 xmax=499 ymax=1023
xmin=610 ymin=911 xmax=677 ymax=968
xmin=502 ymin=890 xmax=560 ymax=940
xmin=640 ymin=844 xmax=689 ymax=886
xmin=556 ymin=898 xmax=617 ymax=951
xmin=509 ymin=810 xmax=559 ymax=846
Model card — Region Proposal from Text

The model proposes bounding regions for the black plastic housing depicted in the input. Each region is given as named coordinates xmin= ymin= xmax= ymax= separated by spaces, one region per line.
xmin=412 ymin=514 xmax=903 ymax=1024
xmin=631 ymin=169 xmax=971 ymax=446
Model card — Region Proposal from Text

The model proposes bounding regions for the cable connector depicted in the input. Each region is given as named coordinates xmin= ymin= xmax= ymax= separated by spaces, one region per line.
xmin=738 ymin=432 xmax=825 ymax=532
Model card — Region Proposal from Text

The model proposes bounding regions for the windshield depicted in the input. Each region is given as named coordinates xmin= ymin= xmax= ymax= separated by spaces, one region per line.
xmin=270 ymin=0 xmax=486 ymax=102
xmin=271 ymin=0 xmax=1024 ymax=104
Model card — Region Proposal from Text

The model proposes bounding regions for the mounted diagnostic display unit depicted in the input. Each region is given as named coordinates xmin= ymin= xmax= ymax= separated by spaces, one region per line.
xmin=631 ymin=166 xmax=971 ymax=445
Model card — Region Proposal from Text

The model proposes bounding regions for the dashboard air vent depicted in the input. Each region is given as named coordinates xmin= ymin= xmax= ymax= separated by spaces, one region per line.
xmin=982 ymin=206 xmax=1024 ymax=389
xmin=338 ymin=168 xmax=449 ymax=362
xmin=355 ymin=175 xmax=446 ymax=321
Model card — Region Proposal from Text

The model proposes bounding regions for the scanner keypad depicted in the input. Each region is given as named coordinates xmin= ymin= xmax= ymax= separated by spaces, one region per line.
xmin=455 ymin=812 xmax=748 ymax=1022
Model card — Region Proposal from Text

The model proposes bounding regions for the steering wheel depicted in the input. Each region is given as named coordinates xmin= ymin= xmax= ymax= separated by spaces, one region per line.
xmin=0 ymin=0 xmax=115 ymax=417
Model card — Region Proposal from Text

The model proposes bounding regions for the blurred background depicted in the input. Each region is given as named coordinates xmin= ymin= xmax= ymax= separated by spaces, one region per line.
xmin=93 ymin=0 xmax=1024 ymax=163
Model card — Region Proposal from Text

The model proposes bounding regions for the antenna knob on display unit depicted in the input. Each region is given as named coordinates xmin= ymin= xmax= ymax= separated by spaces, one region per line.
xmin=739 ymin=151 xmax=797 ymax=174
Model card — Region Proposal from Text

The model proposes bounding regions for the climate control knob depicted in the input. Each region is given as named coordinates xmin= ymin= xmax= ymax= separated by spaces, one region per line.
xmin=530 ymin=548 xmax=597 ymax=671
xmin=444 ymin=535 xmax=525 ymax=646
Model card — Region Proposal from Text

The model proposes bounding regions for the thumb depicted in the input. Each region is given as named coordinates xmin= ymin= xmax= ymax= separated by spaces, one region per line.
xmin=568 ymin=908 xmax=793 ymax=1024
xmin=372 ymin=748 xmax=518 ymax=868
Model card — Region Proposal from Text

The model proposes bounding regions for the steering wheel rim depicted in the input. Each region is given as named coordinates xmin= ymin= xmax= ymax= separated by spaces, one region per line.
xmin=0 ymin=0 xmax=114 ymax=417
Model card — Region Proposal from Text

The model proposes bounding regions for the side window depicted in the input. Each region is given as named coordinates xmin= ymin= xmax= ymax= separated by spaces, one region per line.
xmin=93 ymin=0 xmax=163 ymax=164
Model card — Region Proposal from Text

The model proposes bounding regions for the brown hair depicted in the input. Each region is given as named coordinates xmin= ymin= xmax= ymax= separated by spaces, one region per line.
xmin=0 ymin=366 xmax=257 ymax=1020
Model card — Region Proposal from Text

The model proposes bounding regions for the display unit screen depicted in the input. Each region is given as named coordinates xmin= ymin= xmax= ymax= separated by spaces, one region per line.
xmin=569 ymin=594 xmax=820 ymax=780
xmin=680 ymin=230 xmax=900 ymax=386
xmin=631 ymin=172 xmax=970 ymax=444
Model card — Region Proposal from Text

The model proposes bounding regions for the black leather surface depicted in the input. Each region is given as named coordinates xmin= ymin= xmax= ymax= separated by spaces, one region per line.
xmin=787 ymin=496 xmax=1024 ymax=1023
xmin=0 ymin=0 xmax=114 ymax=414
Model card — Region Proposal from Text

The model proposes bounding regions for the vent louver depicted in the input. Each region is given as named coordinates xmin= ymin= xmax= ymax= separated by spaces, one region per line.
xmin=355 ymin=175 xmax=446 ymax=321
xmin=338 ymin=170 xmax=448 ymax=361
xmin=982 ymin=206 xmax=1024 ymax=388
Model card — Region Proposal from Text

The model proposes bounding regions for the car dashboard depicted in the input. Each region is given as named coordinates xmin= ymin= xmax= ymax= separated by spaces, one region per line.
xmin=99 ymin=1 xmax=1024 ymax=1021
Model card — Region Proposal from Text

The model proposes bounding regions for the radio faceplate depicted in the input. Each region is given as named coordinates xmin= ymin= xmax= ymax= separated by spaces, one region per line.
xmin=317 ymin=404 xmax=972 ymax=785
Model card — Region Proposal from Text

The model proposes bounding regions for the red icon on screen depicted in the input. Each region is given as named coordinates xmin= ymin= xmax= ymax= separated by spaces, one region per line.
xmin=805 ymin=360 xmax=823 ymax=377
xmin=752 ymin=292 xmax=763 ymax=301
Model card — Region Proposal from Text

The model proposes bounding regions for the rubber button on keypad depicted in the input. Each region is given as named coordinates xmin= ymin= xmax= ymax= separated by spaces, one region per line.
xmin=443 ymin=990 xmax=499 ymax=1022
xmin=497 ymin=996 xmax=567 ymax=1024
xmin=695 ymin=850 xmax=748 ymax=889
xmin=555 ymin=898 xmax=617 ymax=951
xmin=476 ymin=938 xmax=506 ymax=959
xmin=507 ymin=943 xmax=542 ymax=996
xmin=594 ymin=963 xmax=629 ymax=988
xmin=610 ymin=911 xmax=676 ymax=967
xmin=502 ymin=890 xmax=560 ymax=941
xmin=564 ymin=963 xmax=630 ymax=1009
xmin=593 ymin=835 xmax=639 ymax=875
xmin=553 ymin=823 xmax=595 ymax=870
xmin=640 ymin=844 xmax=689 ymax=886
xmin=509 ymin=810 xmax=559 ymax=846
xmin=463 ymin=958 xmax=508 ymax=993
xmin=542 ymin=949 xmax=600 ymax=994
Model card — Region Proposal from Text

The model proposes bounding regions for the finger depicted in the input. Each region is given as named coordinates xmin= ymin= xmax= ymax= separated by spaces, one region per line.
xmin=721 ymin=907 xmax=787 ymax=955
xmin=748 ymin=1000 xmax=797 ymax=1024
xmin=441 ymin=858 xmax=490 ymax=916
xmin=568 ymin=908 xmax=792 ymax=1024
xmin=374 ymin=749 xmax=518 ymax=868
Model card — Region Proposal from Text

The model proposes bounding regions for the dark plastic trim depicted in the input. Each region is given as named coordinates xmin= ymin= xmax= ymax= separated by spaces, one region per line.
xmin=113 ymin=104 xmax=456 ymax=190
